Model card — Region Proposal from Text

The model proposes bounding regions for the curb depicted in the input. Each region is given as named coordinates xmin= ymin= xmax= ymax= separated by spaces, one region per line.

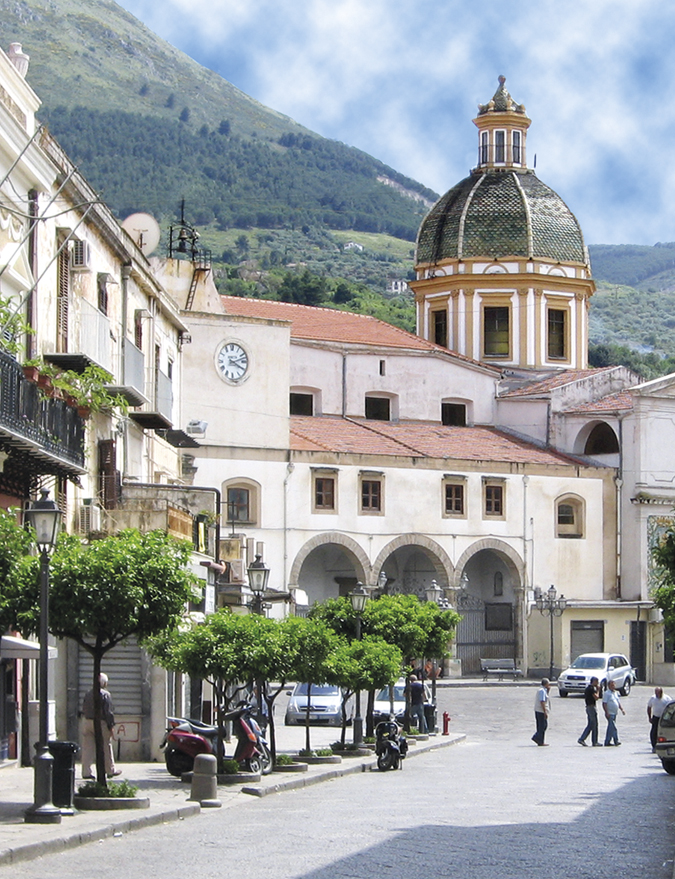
xmin=0 ymin=804 xmax=200 ymax=867
xmin=241 ymin=733 xmax=465 ymax=797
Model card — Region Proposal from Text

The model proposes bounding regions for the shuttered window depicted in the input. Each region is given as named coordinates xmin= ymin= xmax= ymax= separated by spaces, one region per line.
xmin=56 ymin=246 xmax=69 ymax=352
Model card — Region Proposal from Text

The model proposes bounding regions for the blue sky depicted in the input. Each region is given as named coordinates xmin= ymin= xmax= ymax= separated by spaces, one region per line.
xmin=117 ymin=0 xmax=673 ymax=246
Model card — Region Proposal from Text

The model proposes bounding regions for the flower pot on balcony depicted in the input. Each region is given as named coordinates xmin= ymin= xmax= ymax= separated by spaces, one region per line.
xmin=22 ymin=365 xmax=39 ymax=383
xmin=37 ymin=374 xmax=53 ymax=392
xmin=76 ymin=405 xmax=91 ymax=420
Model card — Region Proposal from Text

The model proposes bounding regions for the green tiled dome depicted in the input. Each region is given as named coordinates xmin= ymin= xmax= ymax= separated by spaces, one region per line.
xmin=416 ymin=170 xmax=588 ymax=265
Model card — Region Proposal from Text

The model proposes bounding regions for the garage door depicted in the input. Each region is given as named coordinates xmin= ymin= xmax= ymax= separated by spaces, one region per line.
xmin=570 ymin=621 xmax=604 ymax=660
xmin=78 ymin=639 xmax=143 ymax=715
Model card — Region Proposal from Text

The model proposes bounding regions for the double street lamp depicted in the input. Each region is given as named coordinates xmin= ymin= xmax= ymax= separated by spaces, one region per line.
xmin=24 ymin=489 xmax=62 ymax=825
xmin=534 ymin=585 xmax=567 ymax=680
xmin=349 ymin=582 xmax=368 ymax=747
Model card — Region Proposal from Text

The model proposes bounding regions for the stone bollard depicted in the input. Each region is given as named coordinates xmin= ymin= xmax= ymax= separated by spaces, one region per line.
xmin=188 ymin=753 xmax=221 ymax=808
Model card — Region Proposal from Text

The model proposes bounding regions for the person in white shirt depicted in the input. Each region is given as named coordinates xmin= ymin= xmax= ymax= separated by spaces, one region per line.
xmin=647 ymin=686 xmax=672 ymax=752
xmin=531 ymin=678 xmax=551 ymax=746
xmin=602 ymin=679 xmax=625 ymax=746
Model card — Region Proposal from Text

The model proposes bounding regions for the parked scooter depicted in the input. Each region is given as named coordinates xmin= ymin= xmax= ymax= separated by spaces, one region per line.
xmin=161 ymin=703 xmax=272 ymax=777
xmin=375 ymin=719 xmax=408 ymax=771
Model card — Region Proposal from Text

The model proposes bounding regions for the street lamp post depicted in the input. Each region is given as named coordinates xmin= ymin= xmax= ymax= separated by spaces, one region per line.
xmin=247 ymin=554 xmax=270 ymax=616
xmin=534 ymin=585 xmax=567 ymax=680
xmin=349 ymin=582 xmax=368 ymax=747
xmin=24 ymin=489 xmax=62 ymax=825
xmin=424 ymin=579 xmax=450 ymax=729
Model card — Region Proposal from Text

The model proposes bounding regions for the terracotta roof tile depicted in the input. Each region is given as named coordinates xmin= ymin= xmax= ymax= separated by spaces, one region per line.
xmin=500 ymin=368 xmax=615 ymax=398
xmin=220 ymin=296 xmax=497 ymax=370
xmin=290 ymin=416 xmax=584 ymax=466
xmin=565 ymin=392 xmax=634 ymax=414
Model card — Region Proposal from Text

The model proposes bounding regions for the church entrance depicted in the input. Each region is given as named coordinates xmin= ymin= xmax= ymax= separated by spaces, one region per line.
xmin=455 ymin=548 xmax=522 ymax=676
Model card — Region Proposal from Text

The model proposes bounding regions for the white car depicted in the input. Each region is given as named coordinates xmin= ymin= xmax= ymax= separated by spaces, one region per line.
xmin=372 ymin=679 xmax=432 ymax=722
xmin=284 ymin=683 xmax=352 ymax=727
xmin=557 ymin=653 xmax=636 ymax=697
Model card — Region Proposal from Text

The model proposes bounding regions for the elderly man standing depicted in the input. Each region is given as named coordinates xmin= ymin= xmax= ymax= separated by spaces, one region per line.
xmin=531 ymin=678 xmax=551 ymax=746
xmin=647 ymin=686 xmax=672 ymax=752
xmin=81 ymin=673 xmax=121 ymax=778
xmin=602 ymin=679 xmax=626 ymax=746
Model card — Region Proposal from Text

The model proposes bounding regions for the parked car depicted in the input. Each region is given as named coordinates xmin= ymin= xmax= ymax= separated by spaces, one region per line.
xmin=656 ymin=701 xmax=675 ymax=774
xmin=557 ymin=653 xmax=636 ymax=697
xmin=372 ymin=679 xmax=432 ymax=722
xmin=284 ymin=683 xmax=352 ymax=727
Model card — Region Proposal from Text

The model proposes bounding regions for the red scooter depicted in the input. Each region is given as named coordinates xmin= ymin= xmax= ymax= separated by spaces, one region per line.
xmin=161 ymin=703 xmax=272 ymax=777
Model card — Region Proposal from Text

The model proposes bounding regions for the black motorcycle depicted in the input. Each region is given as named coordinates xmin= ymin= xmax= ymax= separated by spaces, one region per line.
xmin=375 ymin=719 xmax=408 ymax=771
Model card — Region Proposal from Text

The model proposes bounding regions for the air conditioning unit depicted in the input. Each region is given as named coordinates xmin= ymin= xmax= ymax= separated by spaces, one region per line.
xmin=71 ymin=239 xmax=91 ymax=270
xmin=649 ymin=607 xmax=664 ymax=623
xmin=78 ymin=502 xmax=101 ymax=534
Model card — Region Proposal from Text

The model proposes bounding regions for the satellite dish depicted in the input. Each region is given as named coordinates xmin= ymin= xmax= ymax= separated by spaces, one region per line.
xmin=122 ymin=212 xmax=161 ymax=256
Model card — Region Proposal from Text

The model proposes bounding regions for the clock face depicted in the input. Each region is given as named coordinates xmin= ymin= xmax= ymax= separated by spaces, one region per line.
xmin=216 ymin=342 xmax=249 ymax=383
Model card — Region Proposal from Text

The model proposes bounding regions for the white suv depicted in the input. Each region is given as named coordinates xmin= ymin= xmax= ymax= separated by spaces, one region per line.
xmin=557 ymin=653 xmax=635 ymax=697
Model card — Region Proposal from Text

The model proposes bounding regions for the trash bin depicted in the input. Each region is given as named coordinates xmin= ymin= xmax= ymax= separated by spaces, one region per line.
xmin=424 ymin=703 xmax=437 ymax=734
xmin=47 ymin=741 xmax=80 ymax=810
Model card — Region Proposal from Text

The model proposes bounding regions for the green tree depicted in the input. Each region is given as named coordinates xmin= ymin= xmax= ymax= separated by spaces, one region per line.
xmin=0 ymin=509 xmax=36 ymax=634
xmin=15 ymin=529 xmax=197 ymax=786
xmin=325 ymin=636 xmax=402 ymax=745
xmin=652 ymin=527 xmax=675 ymax=633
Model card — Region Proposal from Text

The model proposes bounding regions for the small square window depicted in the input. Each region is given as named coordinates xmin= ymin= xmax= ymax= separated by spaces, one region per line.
xmin=365 ymin=397 xmax=390 ymax=421
xmin=314 ymin=477 xmax=335 ymax=511
xmin=361 ymin=480 xmax=382 ymax=513
xmin=442 ymin=403 xmax=466 ymax=426
xmin=484 ymin=484 xmax=504 ymax=517
xmin=445 ymin=483 xmax=464 ymax=515
xmin=290 ymin=393 xmax=314 ymax=416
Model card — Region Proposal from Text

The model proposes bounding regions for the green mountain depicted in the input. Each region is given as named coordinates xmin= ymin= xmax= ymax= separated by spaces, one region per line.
xmin=0 ymin=0 xmax=435 ymax=244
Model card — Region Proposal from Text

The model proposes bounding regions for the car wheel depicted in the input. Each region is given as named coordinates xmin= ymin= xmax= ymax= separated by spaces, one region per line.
xmin=558 ymin=689 xmax=568 ymax=698
xmin=662 ymin=760 xmax=675 ymax=776
xmin=619 ymin=678 xmax=631 ymax=697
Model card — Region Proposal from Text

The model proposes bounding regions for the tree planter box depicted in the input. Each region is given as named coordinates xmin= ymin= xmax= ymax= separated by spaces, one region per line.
xmin=331 ymin=747 xmax=372 ymax=758
xmin=217 ymin=771 xmax=261 ymax=784
xmin=73 ymin=796 xmax=150 ymax=811
xmin=273 ymin=761 xmax=309 ymax=773
xmin=295 ymin=754 xmax=342 ymax=765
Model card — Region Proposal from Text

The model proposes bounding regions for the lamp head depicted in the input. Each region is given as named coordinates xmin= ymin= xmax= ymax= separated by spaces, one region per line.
xmin=25 ymin=489 xmax=61 ymax=554
xmin=247 ymin=554 xmax=270 ymax=594
xmin=349 ymin=581 xmax=368 ymax=614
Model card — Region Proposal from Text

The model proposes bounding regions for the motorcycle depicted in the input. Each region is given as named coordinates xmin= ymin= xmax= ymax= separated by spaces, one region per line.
xmin=375 ymin=719 xmax=408 ymax=771
xmin=161 ymin=703 xmax=272 ymax=777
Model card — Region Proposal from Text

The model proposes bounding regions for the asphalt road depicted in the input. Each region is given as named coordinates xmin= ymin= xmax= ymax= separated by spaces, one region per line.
xmin=7 ymin=683 xmax=675 ymax=879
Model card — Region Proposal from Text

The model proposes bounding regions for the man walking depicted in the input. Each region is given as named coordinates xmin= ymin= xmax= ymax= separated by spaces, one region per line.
xmin=409 ymin=674 xmax=428 ymax=734
xmin=578 ymin=676 xmax=601 ymax=746
xmin=602 ymin=679 xmax=625 ymax=746
xmin=647 ymin=686 xmax=672 ymax=752
xmin=81 ymin=672 xmax=121 ymax=778
xmin=532 ymin=678 xmax=551 ymax=746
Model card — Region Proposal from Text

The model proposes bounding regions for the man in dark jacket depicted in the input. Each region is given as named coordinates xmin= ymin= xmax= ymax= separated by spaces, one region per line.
xmin=81 ymin=673 xmax=121 ymax=778
xmin=578 ymin=676 xmax=601 ymax=746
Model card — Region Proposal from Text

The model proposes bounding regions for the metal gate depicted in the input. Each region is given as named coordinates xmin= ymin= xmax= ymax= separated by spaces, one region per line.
xmin=455 ymin=592 xmax=516 ymax=675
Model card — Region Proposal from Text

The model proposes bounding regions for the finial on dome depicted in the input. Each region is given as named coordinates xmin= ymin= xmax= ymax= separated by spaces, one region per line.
xmin=498 ymin=75 xmax=506 ymax=86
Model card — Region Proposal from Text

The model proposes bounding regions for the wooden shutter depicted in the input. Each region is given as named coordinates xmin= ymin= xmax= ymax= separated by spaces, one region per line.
xmin=98 ymin=439 xmax=119 ymax=509
xmin=56 ymin=246 xmax=69 ymax=352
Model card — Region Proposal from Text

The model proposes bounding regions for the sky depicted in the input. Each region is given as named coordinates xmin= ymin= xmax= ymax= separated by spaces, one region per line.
xmin=116 ymin=0 xmax=675 ymax=246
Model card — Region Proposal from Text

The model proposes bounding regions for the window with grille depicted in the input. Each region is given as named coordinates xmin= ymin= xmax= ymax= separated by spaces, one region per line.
xmin=227 ymin=487 xmax=250 ymax=523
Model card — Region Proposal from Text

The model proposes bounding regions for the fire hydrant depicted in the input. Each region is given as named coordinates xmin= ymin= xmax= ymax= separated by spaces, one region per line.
xmin=442 ymin=711 xmax=451 ymax=735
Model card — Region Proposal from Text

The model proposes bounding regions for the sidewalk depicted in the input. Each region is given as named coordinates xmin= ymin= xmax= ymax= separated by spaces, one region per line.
xmin=0 ymin=727 xmax=464 ymax=867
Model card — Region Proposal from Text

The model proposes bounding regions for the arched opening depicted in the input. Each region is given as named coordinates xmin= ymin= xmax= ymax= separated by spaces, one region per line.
xmin=291 ymin=534 xmax=369 ymax=608
xmin=584 ymin=422 xmax=619 ymax=455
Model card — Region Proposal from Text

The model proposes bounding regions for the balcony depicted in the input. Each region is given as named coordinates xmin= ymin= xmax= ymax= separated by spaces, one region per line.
xmin=0 ymin=352 xmax=85 ymax=477
xmin=129 ymin=369 xmax=173 ymax=430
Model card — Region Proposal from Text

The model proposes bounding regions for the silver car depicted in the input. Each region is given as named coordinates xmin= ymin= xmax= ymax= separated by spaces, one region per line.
xmin=284 ymin=683 xmax=352 ymax=727
xmin=557 ymin=652 xmax=635 ymax=697
xmin=656 ymin=701 xmax=675 ymax=775
xmin=372 ymin=679 xmax=432 ymax=722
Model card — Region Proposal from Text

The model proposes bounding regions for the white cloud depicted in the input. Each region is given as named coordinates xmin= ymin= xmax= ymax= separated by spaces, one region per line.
xmin=118 ymin=0 xmax=675 ymax=244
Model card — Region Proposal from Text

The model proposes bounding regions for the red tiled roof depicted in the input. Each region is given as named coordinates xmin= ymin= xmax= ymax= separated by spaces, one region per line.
xmin=220 ymin=296 xmax=497 ymax=370
xmin=500 ymin=369 xmax=615 ymax=398
xmin=565 ymin=392 xmax=634 ymax=414
xmin=290 ymin=416 xmax=585 ymax=466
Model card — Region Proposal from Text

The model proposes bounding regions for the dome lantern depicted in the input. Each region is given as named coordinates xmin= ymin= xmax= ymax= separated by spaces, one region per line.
xmin=473 ymin=75 xmax=530 ymax=171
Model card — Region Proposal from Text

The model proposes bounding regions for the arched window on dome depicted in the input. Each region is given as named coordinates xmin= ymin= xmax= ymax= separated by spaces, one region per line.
xmin=480 ymin=131 xmax=489 ymax=165
xmin=547 ymin=308 xmax=567 ymax=360
xmin=495 ymin=130 xmax=505 ymax=164
xmin=584 ymin=423 xmax=619 ymax=456
xmin=512 ymin=130 xmax=521 ymax=165
xmin=556 ymin=494 xmax=585 ymax=539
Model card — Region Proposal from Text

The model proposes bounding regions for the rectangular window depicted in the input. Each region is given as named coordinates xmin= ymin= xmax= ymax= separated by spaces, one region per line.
xmin=97 ymin=273 xmax=109 ymax=316
xmin=290 ymin=392 xmax=314 ymax=416
xmin=481 ymin=131 xmax=489 ymax=165
xmin=495 ymin=130 xmax=505 ymax=163
xmin=512 ymin=130 xmax=521 ymax=164
xmin=484 ymin=307 xmax=510 ymax=357
xmin=445 ymin=483 xmax=464 ymax=515
xmin=379 ymin=360 xmax=386 ymax=376
xmin=361 ymin=480 xmax=382 ymax=512
xmin=365 ymin=396 xmax=390 ymax=421
xmin=315 ymin=477 xmax=335 ymax=511
xmin=432 ymin=310 xmax=448 ymax=347
xmin=484 ymin=483 xmax=504 ymax=517
xmin=227 ymin=487 xmax=250 ymax=523
xmin=442 ymin=403 xmax=466 ymax=426
xmin=548 ymin=308 xmax=566 ymax=359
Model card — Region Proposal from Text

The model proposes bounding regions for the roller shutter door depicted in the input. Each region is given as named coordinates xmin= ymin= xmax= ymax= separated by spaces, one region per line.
xmin=78 ymin=639 xmax=143 ymax=715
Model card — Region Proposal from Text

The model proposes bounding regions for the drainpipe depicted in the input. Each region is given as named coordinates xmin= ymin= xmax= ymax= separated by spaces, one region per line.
xmin=283 ymin=458 xmax=295 ymax=590
xmin=521 ymin=475 xmax=530 ymax=669
xmin=120 ymin=265 xmax=131 ymax=479
xmin=616 ymin=417 xmax=624 ymax=600
xmin=342 ymin=353 xmax=347 ymax=417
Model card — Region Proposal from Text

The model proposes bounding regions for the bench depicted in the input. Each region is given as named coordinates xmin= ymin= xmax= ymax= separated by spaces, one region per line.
xmin=480 ymin=658 xmax=523 ymax=682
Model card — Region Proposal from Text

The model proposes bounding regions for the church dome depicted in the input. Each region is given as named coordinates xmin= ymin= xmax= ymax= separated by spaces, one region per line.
xmin=416 ymin=169 xmax=588 ymax=265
